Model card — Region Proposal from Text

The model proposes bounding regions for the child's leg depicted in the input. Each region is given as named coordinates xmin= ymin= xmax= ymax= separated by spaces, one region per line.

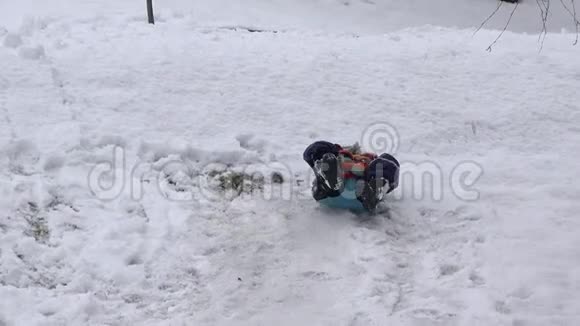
xmin=303 ymin=141 xmax=340 ymax=167
xmin=357 ymin=154 xmax=400 ymax=211
xmin=303 ymin=141 xmax=343 ymax=200
xmin=365 ymin=153 xmax=400 ymax=193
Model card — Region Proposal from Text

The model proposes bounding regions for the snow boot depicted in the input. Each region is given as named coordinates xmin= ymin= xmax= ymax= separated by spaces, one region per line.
xmin=357 ymin=177 xmax=386 ymax=212
xmin=313 ymin=153 xmax=344 ymax=195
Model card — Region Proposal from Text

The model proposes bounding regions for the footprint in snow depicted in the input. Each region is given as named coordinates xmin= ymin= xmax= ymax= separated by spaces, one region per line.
xmin=7 ymin=140 xmax=40 ymax=175
xmin=3 ymin=33 xmax=22 ymax=48
xmin=475 ymin=234 xmax=486 ymax=244
xmin=410 ymin=308 xmax=457 ymax=322
xmin=236 ymin=133 xmax=268 ymax=153
xmin=349 ymin=312 xmax=372 ymax=326
xmin=495 ymin=300 xmax=512 ymax=315
xmin=18 ymin=45 xmax=45 ymax=60
xmin=509 ymin=286 xmax=533 ymax=300
xmin=300 ymin=271 xmax=334 ymax=281
xmin=469 ymin=270 xmax=485 ymax=286
xmin=439 ymin=264 xmax=460 ymax=277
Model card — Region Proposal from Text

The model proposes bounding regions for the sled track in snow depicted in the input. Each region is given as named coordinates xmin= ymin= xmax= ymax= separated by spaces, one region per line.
xmin=183 ymin=194 xmax=491 ymax=325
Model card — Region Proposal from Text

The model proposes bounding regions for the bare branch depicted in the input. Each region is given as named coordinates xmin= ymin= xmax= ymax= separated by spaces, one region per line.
xmin=474 ymin=1 xmax=504 ymax=36
xmin=559 ymin=0 xmax=575 ymax=16
xmin=573 ymin=0 xmax=579 ymax=45
xmin=487 ymin=2 xmax=520 ymax=52
xmin=535 ymin=0 xmax=548 ymax=44
xmin=560 ymin=0 xmax=580 ymax=44
xmin=539 ymin=0 xmax=550 ymax=51
xmin=478 ymin=0 xmax=578 ymax=49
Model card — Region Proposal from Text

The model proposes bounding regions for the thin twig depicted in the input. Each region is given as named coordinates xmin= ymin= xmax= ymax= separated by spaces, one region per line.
xmin=487 ymin=2 xmax=520 ymax=52
xmin=559 ymin=0 xmax=575 ymax=16
xmin=474 ymin=1 xmax=504 ymax=36
xmin=573 ymin=0 xmax=579 ymax=45
xmin=560 ymin=0 xmax=580 ymax=45
xmin=561 ymin=0 xmax=580 ymax=44
xmin=539 ymin=0 xmax=550 ymax=51
xmin=535 ymin=0 xmax=548 ymax=43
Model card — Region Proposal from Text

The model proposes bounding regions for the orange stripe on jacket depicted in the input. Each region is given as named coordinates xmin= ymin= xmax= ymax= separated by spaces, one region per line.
xmin=339 ymin=150 xmax=377 ymax=179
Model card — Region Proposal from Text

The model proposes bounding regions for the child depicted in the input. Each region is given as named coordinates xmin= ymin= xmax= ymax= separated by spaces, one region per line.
xmin=303 ymin=141 xmax=400 ymax=211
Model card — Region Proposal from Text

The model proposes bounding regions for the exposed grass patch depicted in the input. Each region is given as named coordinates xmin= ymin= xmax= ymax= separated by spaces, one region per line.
xmin=216 ymin=170 xmax=265 ymax=196
xmin=18 ymin=201 xmax=50 ymax=243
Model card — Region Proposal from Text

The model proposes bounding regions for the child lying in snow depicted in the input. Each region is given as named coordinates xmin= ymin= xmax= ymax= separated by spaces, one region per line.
xmin=303 ymin=141 xmax=400 ymax=211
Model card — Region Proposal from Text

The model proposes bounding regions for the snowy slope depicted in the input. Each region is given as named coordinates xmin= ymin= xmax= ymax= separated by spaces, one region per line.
xmin=1 ymin=1 xmax=580 ymax=326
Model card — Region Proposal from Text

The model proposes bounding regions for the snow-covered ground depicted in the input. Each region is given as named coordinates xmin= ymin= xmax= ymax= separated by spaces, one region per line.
xmin=1 ymin=1 xmax=579 ymax=325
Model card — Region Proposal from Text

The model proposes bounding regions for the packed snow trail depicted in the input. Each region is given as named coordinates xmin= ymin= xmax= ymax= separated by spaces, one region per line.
xmin=1 ymin=6 xmax=580 ymax=326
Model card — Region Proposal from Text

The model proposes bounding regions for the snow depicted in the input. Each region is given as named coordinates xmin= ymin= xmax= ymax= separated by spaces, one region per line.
xmin=1 ymin=0 xmax=580 ymax=325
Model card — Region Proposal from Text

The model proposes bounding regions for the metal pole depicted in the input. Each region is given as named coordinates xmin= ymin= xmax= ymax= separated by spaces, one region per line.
xmin=147 ymin=0 xmax=155 ymax=24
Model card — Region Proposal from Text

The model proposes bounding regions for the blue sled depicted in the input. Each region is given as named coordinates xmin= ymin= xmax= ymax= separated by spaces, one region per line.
xmin=318 ymin=178 xmax=366 ymax=212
